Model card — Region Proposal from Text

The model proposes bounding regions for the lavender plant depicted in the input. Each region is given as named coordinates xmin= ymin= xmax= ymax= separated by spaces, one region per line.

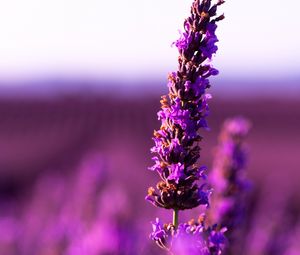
xmin=145 ymin=0 xmax=226 ymax=253
xmin=207 ymin=117 xmax=251 ymax=254
xmin=208 ymin=117 xmax=251 ymax=227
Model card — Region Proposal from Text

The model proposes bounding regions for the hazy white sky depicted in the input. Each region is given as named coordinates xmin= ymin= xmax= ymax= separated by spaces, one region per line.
xmin=0 ymin=0 xmax=299 ymax=81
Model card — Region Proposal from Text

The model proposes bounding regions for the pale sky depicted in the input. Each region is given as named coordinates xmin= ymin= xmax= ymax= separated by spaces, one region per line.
xmin=0 ymin=0 xmax=299 ymax=82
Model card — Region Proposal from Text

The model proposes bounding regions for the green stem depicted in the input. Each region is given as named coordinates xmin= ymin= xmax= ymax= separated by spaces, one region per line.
xmin=173 ymin=209 xmax=179 ymax=229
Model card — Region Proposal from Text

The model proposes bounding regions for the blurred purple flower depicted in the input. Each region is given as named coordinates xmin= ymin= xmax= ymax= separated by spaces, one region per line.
xmin=0 ymin=153 xmax=135 ymax=255
xmin=209 ymin=117 xmax=251 ymax=225
xmin=207 ymin=117 xmax=251 ymax=254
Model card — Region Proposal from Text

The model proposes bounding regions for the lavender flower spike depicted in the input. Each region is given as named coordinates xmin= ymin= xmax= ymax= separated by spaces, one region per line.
xmin=146 ymin=0 xmax=224 ymax=215
xmin=207 ymin=117 xmax=251 ymax=254
xmin=208 ymin=117 xmax=251 ymax=227
xmin=146 ymin=0 xmax=225 ymax=252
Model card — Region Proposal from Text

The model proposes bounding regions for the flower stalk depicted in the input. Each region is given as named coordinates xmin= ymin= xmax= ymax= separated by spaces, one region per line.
xmin=146 ymin=0 xmax=226 ymax=253
xmin=173 ymin=209 xmax=179 ymax=229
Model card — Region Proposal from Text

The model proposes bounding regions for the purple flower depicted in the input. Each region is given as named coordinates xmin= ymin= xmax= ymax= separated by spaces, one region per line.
xmin=207 ymin=117 xmax=251 ymax=253
xmin=168 ymin=163 xmax=185 ymax=183
xmin=149 ymin=217 xmax=227 ymax=254
xmin=200 ymin=23 xmax=219 ymax=59
xmin=208 ymin=226 xmax=227 ymax=252
xmin=146 ymin=0 xmax=226 ymax=252
xmin=173 ymin=30 xmax=192 ymax=50
xmin=150 ymin=218 xmax=167 ymax=241
xmin=148 ymin=156 xmax=163 ymax=173
xmin=146 ymin=0 xmax=224 ymax=216
xmin=184 ymin=77 xmax=209 ymax=97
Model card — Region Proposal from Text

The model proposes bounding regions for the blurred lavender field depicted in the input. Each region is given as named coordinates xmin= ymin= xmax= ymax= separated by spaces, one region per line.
xmin=0 ymin=79 xmax=299 ymax=255
xmin=1 ymin=0 xmax=299 ymax=253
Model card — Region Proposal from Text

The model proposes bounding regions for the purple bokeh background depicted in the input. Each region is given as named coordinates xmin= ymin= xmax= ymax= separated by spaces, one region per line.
xmin=0 ymin=77 xmax=299 ymax=254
